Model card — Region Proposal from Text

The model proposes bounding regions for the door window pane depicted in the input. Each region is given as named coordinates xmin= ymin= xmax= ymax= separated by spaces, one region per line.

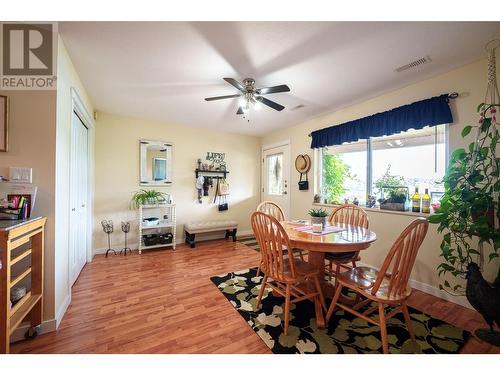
xmin=267 ymin=153 xmax=283 ymax=195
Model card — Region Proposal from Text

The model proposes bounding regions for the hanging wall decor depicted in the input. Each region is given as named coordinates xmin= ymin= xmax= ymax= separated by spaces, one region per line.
xmin=295 ymin=154 xmax=311 ymax=191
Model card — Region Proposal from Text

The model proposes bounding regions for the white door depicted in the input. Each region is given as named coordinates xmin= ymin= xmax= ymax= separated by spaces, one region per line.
xmin=69 ymin=111 xmax=88 ymax=286
xmin=262 ymin=144 xmax=291 ymax=218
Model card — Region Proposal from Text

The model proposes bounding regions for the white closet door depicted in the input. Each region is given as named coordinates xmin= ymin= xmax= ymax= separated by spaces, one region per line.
xmin=69 ymin=111 xmax=88 ymax=286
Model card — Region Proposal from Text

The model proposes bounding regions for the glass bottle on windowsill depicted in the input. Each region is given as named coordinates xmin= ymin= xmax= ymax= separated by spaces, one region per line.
xmin=411 ymin=187 xmax=421 ymax=213
xmin=422 ymin=188 xmax=431 ymax=214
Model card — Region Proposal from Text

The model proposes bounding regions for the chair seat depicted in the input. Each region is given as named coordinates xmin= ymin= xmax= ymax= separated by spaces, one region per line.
xmin=337 ymin=266 xmax=412 ymax=301
xmin=325 ymin=251 xmax=359 ymax=263
xmin=261 ymin=259 xmax=317 ymax=282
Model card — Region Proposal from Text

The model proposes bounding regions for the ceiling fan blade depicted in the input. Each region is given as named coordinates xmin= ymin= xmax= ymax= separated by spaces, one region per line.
xmin=204 ymin=94 xmax=241 ymax=101
xmin=223 ymin=77 xmax=246 ymax=92
xmin=256 ymin=96 xmax=285 ymax=111
xmin=256 ymin=84 xmax=290 ymax=95
xmin=236 ymin=107 xmax=244 ymax=115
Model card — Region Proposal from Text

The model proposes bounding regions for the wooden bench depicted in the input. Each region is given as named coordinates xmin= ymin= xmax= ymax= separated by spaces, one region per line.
xmin=184 ymin=220 xmax=238 ymax=248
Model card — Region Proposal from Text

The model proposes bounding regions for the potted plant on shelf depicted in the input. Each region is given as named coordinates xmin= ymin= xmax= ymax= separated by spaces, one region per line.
xmin=131 ymin=189 xmax=168 ymax=208
xmin=377 ymin=186 xmax=409 ymax=212
xmin=429 ymin=99 xmax=499 ymax=345
xmin=308 ymin=208 xmax=329 ymax=229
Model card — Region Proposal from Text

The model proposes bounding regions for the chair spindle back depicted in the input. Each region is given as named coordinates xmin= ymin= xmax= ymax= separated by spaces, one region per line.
xmin=256 ymin=201 xmax=286 ymax=222
xmin=328 ymin=204 xmax=369 ymax=229
xmin=251 ymin=211 xmax=296 ymax=282
xmin=372 ymin=217 xmax=429 ymax=299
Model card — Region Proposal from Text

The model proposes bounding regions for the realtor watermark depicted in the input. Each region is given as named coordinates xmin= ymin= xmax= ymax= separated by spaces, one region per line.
xmin=0 ymin=22 xmax=57 ymax=90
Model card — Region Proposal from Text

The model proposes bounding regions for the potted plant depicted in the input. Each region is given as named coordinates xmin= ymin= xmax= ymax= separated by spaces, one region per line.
xmin=429 ymin=101 xmax=499 ymax=345
xmin=377 ymin=186 xmax=409 ymax=212
xmin=308 ymin=208 xmax=329 ymax=229
xmin=131 ymin=189 xmax=168 ymax=208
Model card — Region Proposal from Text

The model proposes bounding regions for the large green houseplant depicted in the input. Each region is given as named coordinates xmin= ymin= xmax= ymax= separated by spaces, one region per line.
xmin=429 ymin=102 xmax=499 ymax=293
xmin=429 ymin=100 xmax=499 ymax=345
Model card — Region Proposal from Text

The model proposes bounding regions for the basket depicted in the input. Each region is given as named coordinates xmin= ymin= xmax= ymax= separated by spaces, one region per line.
xmin=143 ymin=234 xmax=159 ymax=246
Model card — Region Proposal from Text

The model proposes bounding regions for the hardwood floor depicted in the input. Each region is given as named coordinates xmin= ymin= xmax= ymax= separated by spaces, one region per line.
xmin=11 ymin=239 xmax=500 ymax=354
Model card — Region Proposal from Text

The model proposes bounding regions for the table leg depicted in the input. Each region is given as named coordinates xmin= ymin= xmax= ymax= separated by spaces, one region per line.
xmin=306 ymin=252 xmax=327 ymax=329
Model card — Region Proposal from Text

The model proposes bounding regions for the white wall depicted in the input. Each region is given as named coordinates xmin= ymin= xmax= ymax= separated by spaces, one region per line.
xmin=261 ymin=58 xmax=499 ymax=305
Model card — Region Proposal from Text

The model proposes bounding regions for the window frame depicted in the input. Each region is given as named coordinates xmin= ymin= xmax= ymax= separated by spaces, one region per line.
xmin=314 ymin=124 xmax=449 ymax=204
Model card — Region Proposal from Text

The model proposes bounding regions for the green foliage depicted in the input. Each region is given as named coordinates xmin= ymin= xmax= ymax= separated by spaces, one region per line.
xmin=308 ymin=208 xmax=329 ymax=217
xmin=131 ymin=189 xmax=167 ymax=208
xmin=322 ymin=153 xmax=351 ymax=203
xmin=374 ymin=164 xmax=406 ymax=197
xmin=429 ymin=103 xmax=499 ymax=295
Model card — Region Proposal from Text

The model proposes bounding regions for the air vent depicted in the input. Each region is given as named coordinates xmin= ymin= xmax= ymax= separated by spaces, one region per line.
xmin=395 ymin=56 xmax=431 ymax=73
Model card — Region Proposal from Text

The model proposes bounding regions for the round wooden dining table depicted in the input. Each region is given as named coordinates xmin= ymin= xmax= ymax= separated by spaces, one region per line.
xmin=282 ymin=221 xmax=377 ymax=328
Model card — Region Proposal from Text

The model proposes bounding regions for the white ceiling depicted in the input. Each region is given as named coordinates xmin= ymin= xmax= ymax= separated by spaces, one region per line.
xmin=59 ymin=22 xmax=500 ymax=136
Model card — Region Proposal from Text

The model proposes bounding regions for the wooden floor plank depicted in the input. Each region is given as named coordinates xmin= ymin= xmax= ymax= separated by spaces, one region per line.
xmin=10 ymin=239 xmax=499 ymax=354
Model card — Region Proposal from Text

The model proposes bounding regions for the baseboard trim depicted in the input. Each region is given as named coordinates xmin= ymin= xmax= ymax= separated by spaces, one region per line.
xmin=356 ymin=261 xmax=473 ymax=310
xmin=93 ymin=230 xmax=254 ymax=257
xmin=55 ymin=293 xmax=72 ymax=329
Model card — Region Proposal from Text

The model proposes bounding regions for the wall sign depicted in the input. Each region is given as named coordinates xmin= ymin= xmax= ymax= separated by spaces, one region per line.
xmin=206 ymin=152 xmax=225 ymax=164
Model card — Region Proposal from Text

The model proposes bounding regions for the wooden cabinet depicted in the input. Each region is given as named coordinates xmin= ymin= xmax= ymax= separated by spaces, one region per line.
xmin=0 ymin=217 xmax=46 ymax=353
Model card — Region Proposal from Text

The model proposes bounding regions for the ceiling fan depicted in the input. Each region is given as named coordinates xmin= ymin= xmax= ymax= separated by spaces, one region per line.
xmin=204 ymin=78 xmax=290 ymax=115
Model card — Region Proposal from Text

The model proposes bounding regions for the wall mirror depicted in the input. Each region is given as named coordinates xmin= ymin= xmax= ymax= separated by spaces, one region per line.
xmin=140 ymin=140 xmax=173 ymax=185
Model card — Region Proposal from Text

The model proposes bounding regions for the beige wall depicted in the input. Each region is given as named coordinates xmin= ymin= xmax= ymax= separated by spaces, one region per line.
xmin=54 ymin=36 xmax=94 ymax=325
xmin=0 ymin=90 xmax=57 ymax=320
xmin=93 ymin=112 xmax=261 ymax=251
xmin=261 ymin=58 xmax=499 ymax=303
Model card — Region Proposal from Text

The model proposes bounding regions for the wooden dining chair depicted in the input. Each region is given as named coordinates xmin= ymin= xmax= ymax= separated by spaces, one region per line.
xmin=251 ymin=211 xmax=326 ymax=335
xmin=325 ymin=217 xmax=429 ymax=354
xmin=255 ymin=201 xmax=304 ymax=277
xmin=325 ymin=204 xmax=369 ymax=280
xmin=256 ymin=201 xmax=286 ymax=222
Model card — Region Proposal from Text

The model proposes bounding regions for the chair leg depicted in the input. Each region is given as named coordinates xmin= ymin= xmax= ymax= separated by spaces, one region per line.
xmin=333 ymin=263 xmax=340 ymax=287
xmin=284 ymin=284 xmax=291 ymax=335
xmin=313 ymin=275 xmax=327 ymax=312
xmin=328 ymin=260 xmax=333 ymax=281
xmin=401 ymin=302 xmax=416 ymax=342
xmin=378 ymin=303 xmax=389 ymax=354
xmin=255 ymin=274 xmax=268 ymax=309
xmin=255 ymin=266 xmax=260 ymax=277
xmin=325 ymin=282 xmax=343 ymax=322
xmin=298 ymin=250 xmax=304 ymax=261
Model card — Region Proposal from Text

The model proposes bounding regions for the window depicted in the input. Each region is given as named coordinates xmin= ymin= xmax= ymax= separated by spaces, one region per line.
xmin=267 ymin=153 xmax=283 ymax=195
xmin=318 ymin=125 xmax=447 ymax=208
xmin=321 ymin=141 xmax=367 ymax=205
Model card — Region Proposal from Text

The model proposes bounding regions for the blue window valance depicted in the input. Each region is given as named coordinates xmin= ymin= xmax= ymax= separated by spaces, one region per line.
xmin=310 ymin=94 xmax=453 ymax=149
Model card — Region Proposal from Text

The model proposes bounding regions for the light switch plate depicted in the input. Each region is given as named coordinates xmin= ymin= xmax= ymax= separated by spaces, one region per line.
xmin=9 ymin=167 xmax=32 ymax=183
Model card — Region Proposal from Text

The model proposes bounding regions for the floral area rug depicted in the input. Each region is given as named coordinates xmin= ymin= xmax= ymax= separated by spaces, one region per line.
xmin=210 ymin=268 xmax=470 ymax=354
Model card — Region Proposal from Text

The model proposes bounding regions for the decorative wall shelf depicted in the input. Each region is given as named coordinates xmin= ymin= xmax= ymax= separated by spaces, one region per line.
xmin=195 ymin=169 xmax=229 ymax=179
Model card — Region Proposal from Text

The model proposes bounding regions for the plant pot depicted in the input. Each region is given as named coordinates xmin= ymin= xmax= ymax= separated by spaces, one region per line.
xmin=380 ymin=202 xmax=408 ymax=212
xmin=310 ymin=216 xmax=326 ymax=229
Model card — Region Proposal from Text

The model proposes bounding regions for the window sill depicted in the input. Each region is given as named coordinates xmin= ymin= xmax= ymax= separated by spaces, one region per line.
xmin=312 ymin=202 xmax=432 ymax=218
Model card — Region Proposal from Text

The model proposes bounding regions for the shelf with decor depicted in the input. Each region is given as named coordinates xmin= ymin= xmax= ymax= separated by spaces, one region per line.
xmin=195 ymin=169 xmax=229 ymax=178
xmin=138 ymin=203 xmax=176 ymax=254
